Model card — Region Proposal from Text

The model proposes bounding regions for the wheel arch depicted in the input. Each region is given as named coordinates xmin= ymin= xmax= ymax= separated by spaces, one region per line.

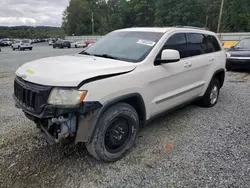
xmin=93 ymin=93 xmax=146 ymax=139
xmin=105 ymin=93 xmax=146 ymax=121
xmin=76 ymin=93 xmax=147 ymax=144
xmin=211 ymin=68 xmax=225 ymax=88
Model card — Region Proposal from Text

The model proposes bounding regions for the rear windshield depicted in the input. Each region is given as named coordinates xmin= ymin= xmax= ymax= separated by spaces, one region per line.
xmin=235 ymin=38 xmax=250 ymax=49
xmin=22 ymin=40 xmax=30 ymax=43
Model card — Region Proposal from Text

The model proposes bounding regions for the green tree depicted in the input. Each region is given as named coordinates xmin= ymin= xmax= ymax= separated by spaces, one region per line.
xmin=221 ymin=0 xmax=250 ymax=32
xmin=62 ymin=0 xmax=250 ymax=35
xmin=155 ymin=0 xmax=206 ymax=28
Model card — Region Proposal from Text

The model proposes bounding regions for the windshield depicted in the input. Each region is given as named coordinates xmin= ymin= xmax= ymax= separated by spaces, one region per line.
xmin=235 ymin=38 xmax=250 ymax=49
xmin=81 ymin=31 xmax=163 ymax=62
xmin=22 ymin=40 xmax=30 ymax=43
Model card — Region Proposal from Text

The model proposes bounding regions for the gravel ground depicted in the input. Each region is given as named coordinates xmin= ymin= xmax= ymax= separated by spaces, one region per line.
xmin=0 ymin=44 xmax=250 ymax=188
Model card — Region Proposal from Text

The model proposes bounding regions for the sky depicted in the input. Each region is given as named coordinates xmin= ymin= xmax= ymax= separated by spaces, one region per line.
xmin=0 ymin=0 xmax=69 ymax=27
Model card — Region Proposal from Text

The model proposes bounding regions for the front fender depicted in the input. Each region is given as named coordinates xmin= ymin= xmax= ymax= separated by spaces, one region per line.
xmin=75 ymin=93 xmax=146 ymax=143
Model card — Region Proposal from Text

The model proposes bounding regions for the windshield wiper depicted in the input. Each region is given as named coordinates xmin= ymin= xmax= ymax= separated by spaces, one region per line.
xmin=93 ymin=54 xmax=118 ymax=60
xmin=80 ymin=51 xmax=92 ymax=55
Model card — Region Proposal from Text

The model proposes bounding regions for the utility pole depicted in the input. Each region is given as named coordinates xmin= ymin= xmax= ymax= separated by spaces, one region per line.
xmin=217 ymin=0 xmax=225 ymax=33
xmin=92 ymin=12 xmax=94 ymax=36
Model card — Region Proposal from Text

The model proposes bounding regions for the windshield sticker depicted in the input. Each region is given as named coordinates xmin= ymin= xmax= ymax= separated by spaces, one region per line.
xmin=137 ymin=39 xmax=156 ymax=47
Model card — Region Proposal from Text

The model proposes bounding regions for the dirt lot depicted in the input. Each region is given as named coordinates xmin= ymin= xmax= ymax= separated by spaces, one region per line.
xmin=0 ymin=44 xmax=250 ymax=188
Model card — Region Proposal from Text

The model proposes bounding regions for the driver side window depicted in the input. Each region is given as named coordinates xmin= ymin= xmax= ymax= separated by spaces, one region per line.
xmin=157 ymin=33 xmax=187 ymax=59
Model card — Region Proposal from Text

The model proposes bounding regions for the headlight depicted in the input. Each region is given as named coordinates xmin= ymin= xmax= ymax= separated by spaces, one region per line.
xmin=48 ymin=88 xmax=87 ymax=106
xmin=226 ymin=52 xmax=231 ymax=58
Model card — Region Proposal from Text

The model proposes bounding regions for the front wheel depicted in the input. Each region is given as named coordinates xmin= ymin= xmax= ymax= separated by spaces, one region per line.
xmin=86 ymin=103 xmax=139 ymax=162
xmin=196 ymin=78 xmax=220 ymax=107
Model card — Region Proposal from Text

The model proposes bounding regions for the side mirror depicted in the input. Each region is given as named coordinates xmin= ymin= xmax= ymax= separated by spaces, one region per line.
xmin=155 ymin=49 xmax=180 ymax=65
xmin=230 ymin=45 xmax=235 ymax=49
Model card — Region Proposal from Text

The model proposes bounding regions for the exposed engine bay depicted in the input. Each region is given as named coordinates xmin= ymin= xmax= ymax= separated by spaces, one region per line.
xmin=37 ymin=113 xmax=77 ymax=144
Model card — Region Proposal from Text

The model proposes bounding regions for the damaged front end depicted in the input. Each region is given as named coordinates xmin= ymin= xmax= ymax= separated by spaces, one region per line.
xmin=14 ymin=76 xmax=102 ymax=145
xmin=36 ymin=113 xmax=77 ymax=144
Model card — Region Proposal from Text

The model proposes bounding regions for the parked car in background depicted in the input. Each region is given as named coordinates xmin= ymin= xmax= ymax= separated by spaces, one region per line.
xmin=85 ymin=40 xmax=96 ymax=47
xmin=72 ymin=40 xmax=86 ymax=48
xmin=49 ymin=39 xmax=56 ymax=45
xmin=226 ymin=37 xmax=250 ymax=71
xmin=12 ymin=39 xmax=33 ymax=51
xmin=0 ymin=39 xmax=12 ymax=46
xmin=53 ymin=40 xmax=71 ymax=49
xmin=0 ymin=40 xmax=5 ymax=46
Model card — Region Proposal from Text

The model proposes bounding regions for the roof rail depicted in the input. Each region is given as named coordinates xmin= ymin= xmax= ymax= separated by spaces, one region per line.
xmin=175 ymin=26 xmax=207 ymax=30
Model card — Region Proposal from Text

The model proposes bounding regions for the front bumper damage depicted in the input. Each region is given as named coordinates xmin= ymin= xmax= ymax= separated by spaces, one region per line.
xmin=16 ymin=102 xmax=102 ymax=145
xmin=13 ymin=76 xmax=102 ymax=145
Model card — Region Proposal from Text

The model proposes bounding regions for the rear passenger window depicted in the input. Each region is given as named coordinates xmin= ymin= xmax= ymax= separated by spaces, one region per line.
xmin=163 ymin=33 xmax=187 ymax=58
xmin=206 ymin=35 xmax=221 ymax=53
xmin=187 ymin=33 xmax=207 ymax=57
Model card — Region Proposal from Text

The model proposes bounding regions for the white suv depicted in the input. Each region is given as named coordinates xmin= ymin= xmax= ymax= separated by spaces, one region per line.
xmin=12 ymin=39 xmax=32 ymax=51
xmin=14 ymin=27 xmax=226 ymax=162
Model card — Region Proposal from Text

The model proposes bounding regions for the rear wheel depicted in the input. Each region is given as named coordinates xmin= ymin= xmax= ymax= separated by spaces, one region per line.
xmin=86 ymin=103 xmax=139 ymax=162
xmin=196 ymin=78 xmax=220 ymax=107
xmin=29 ymin=48 xmax=32 ymax=51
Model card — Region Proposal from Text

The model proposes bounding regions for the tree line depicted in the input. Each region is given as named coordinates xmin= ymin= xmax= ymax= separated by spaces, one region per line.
xmin=0 ymin=26 xmax=65 ymax=39
xmin=62 ymin=0 xmax=250 ymax=36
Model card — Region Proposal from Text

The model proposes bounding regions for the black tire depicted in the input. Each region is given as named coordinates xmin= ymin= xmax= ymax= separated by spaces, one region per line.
xmin=53 ymin=46 xmax=55 ymax=49
xmin=29 ymin=48 xmax=32 ymax=51
xmin=86 ymin=103 xmax=139 ymax=162
xmin=196 ymin=78 xmax=220 ymax=107
xmin=75 ymin=45 xmax=77 ymax=48
xmin=12 ymin=47 xmax=15 ymax=51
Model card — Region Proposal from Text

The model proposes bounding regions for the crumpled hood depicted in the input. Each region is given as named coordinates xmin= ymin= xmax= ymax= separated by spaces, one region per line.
xmin=16 ymin=54 xmax=136 ymax=87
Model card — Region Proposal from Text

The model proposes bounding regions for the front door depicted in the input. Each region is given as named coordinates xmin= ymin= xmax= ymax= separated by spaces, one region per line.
xmin=148 ymin=32 xmax=206 ymax=117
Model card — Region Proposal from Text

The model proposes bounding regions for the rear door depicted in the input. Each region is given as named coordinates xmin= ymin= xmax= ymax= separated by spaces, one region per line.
xmin=184 ymin=33 xmax=213 ymax=95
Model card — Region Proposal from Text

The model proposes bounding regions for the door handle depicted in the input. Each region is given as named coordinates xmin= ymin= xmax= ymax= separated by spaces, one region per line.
xmin=184 ymin=62 xmax=192 ymax=68
xmin=209 ymin=58 xmax=215 ymax=62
